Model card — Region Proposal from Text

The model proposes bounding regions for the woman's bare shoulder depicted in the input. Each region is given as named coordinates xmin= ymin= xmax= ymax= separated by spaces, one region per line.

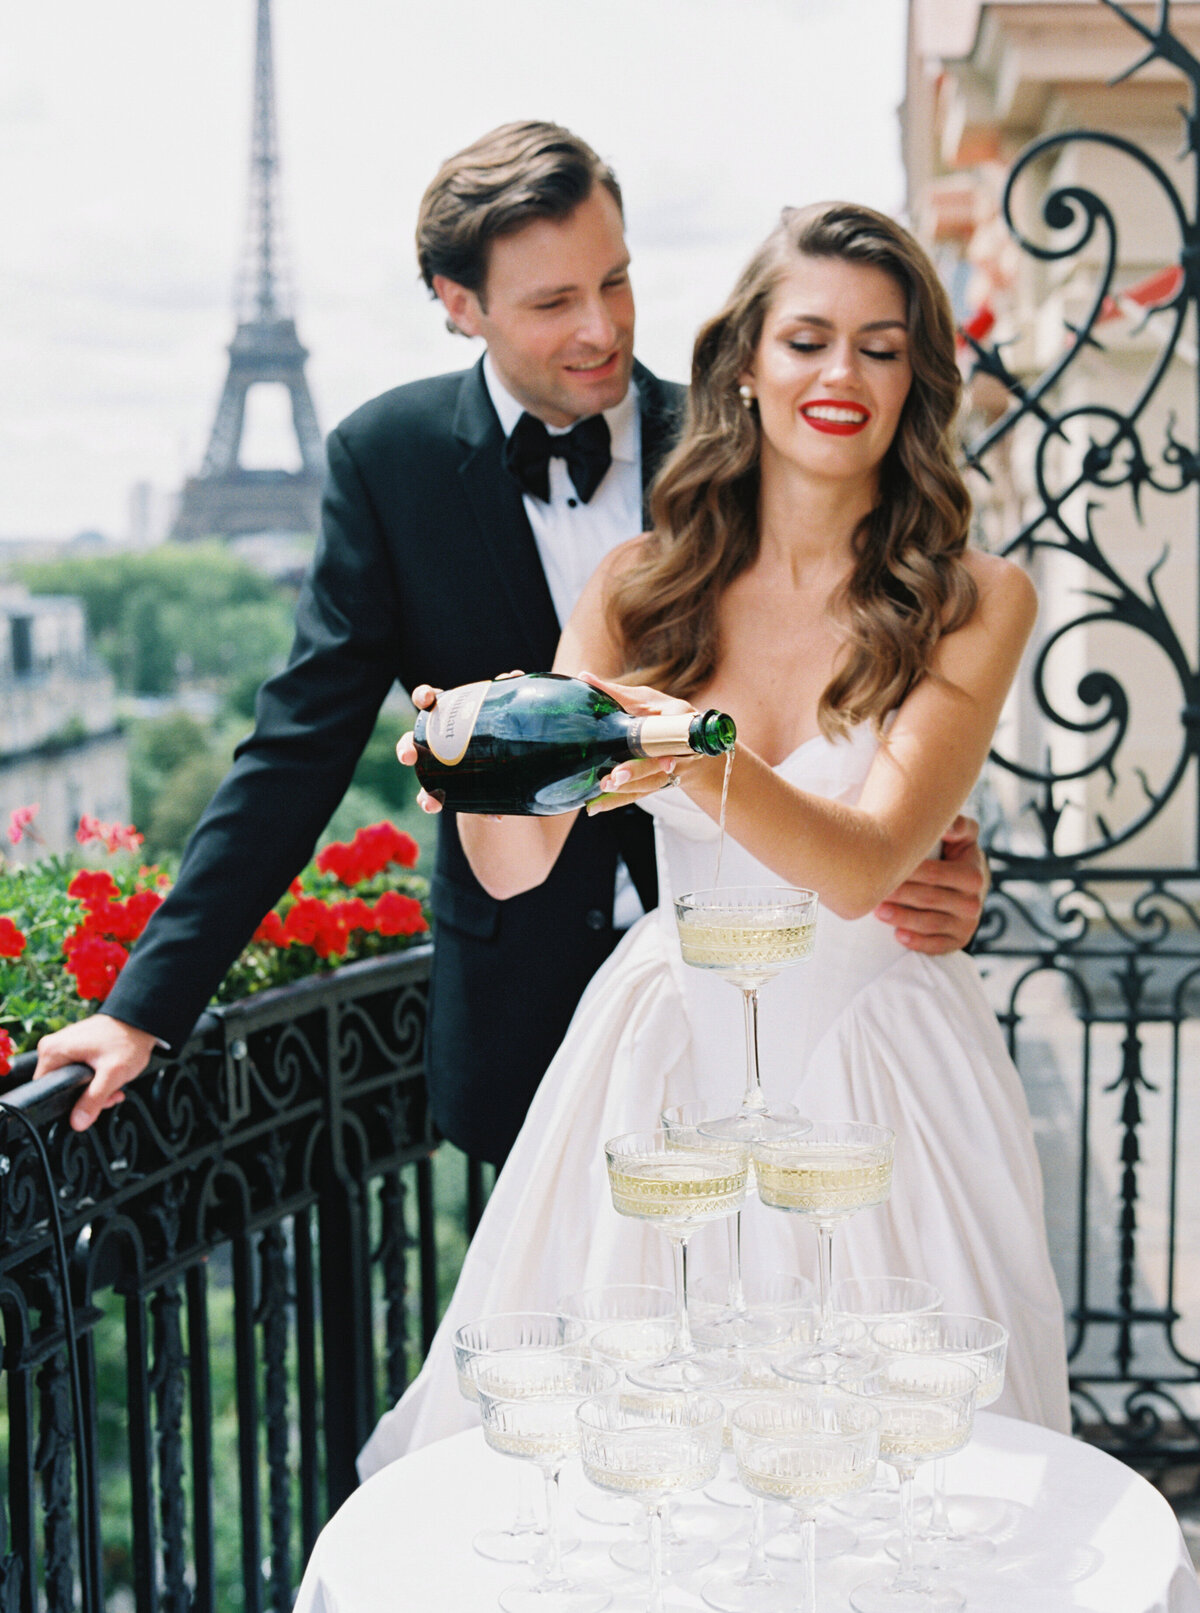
xmin=962 ymin=548 xmax=1038 ymax=630
xmin=600 ymin=532 xmax=654 ymax=583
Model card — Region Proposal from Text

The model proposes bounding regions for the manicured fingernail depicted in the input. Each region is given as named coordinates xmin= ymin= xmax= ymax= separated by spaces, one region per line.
xmin=877 ymin=905 xmax=894 ymax=921
xmin=664 ymin=761 xmax=676 ymax=774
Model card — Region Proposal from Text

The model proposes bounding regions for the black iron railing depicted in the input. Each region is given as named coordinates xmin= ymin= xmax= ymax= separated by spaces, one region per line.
xmin=966 ymin=0 xmax=1200 ymax=1470
xmin=0 ymin=945 xmax=438 ymax=1613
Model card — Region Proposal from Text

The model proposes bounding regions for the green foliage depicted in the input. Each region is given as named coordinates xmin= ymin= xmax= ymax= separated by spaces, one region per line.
xmin=143 ymin=749 xmax=231 ymax=859
xmin=349 ymin=708 xmax=419 ymax=814
xmin=129 ymin=711 xmax=214 ymax=833
xmin=18 ymin=543 xmax=295 ymax=696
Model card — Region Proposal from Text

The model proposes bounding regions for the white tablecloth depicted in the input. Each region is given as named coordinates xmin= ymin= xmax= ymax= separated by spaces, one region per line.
xmin=296 ymin=1412 xmax=1200 ymax=1612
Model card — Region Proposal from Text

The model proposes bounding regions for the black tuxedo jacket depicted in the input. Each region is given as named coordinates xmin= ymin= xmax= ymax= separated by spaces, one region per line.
xmin=104 ymin=357 xmax=685 ymax=1163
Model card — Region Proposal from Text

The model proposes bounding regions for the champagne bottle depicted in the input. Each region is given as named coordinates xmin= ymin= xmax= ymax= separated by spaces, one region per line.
xmin=412 ymin=672 xmax=736 ymax=815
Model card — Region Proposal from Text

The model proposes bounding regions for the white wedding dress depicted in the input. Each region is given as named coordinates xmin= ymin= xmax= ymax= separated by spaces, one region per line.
xmin=359 ymin=725 xmax=1071 ymax=1477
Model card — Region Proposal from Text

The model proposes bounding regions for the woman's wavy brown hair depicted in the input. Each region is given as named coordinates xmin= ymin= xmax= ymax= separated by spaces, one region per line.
xmin=608 ymin=201 xmax=976 ymax=736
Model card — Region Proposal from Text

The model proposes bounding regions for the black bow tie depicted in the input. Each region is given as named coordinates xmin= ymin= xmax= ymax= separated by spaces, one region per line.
xmin=503 ymin=410 xmax=613 ymax=504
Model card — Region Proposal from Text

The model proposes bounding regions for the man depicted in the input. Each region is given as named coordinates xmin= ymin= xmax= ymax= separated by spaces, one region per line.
xmin=35 ymin=122 xmax=986 ymax=1163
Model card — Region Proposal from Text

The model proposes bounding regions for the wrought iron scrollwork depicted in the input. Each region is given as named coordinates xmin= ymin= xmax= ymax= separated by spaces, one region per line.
xmin=965 ymin=3 xmax=1200 ymax=866
xmin=966 ymin=0 xmax=1200 ymax=1474
xmin=0 ymin=945 xmax=437 ymax=1611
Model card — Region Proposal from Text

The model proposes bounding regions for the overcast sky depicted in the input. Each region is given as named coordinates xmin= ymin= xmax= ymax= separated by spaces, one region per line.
xmin=0 ymin=0 xmax=906 ymax=538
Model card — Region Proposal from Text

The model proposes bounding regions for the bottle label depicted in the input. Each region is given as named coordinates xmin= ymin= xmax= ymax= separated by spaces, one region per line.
xmin=422 ymin=681 xmax=490 ymax=765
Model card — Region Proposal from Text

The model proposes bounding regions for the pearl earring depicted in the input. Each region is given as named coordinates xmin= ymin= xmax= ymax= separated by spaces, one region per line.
xmin=738 ymin=384 xmax=755 ymax=410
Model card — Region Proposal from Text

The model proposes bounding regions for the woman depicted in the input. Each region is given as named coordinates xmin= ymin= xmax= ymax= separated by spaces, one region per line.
xmin=360 ymin=202 xmax=1070 ymax=1473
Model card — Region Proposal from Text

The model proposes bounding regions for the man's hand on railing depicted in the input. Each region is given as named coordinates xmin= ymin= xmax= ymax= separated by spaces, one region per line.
xmin=34 ymin=1014 xmax=159 ymax=1131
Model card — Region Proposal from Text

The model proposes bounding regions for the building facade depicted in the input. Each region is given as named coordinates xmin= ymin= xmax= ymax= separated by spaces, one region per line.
xmin=0 ymin=588 xmax=129 ymax=858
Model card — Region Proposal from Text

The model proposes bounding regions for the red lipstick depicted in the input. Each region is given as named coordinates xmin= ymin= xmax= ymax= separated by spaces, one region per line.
xmin=799 ymin=399 xmax=871 ymax=436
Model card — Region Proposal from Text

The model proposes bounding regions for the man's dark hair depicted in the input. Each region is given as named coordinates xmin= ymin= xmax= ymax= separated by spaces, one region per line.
xmin=416 ymin=120 xmax=623 ymax=306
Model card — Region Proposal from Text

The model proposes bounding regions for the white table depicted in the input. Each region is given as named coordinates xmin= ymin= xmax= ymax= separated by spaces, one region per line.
xmin=296 ymin=1412 xmax=1200 ymax=1612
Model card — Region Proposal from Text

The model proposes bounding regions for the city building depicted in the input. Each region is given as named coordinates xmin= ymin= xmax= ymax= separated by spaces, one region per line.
xmin=0 ymin=587 xmax=128 ymax=859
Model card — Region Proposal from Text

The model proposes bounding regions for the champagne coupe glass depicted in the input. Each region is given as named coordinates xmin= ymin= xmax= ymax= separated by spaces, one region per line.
xmin=691 ymin=1297 xmax=809 ymax=1513
xmin=870 ymin=1312 xmax=1008 ymax=1571
xmin=589 ymin=1317 xmax=733 ymax=1576
xmin=662 ymin=1101 xmax=811 ymax=1342
xmin=843 ymin=1355 xmax=978 ymax=1613
xmin=475 ymin=1352 xmax=619 ymax=1613
xmin=826 ymin=1279 xmax=943 ymax=1528
xmin=762 ymin=1307 xmax=870 ymax=1564
xmin=698 ymin=1346 xmax=805 ymax=1612
xmin=751 ymin=1121 xmax=895 ymax=1341
xmin=454 ymin=1312 xmax=586 ymax=1562
xmin=732 ymin=1388 xmax=880 ymax=1613
xmin=673 ymin=886 xmax=818 ymax=1141
xmin=577 ymin=1390 xmax=725 ymax=1613
xmin=556 ymin=1286 xmax=675 ymax=1527
xmin=604 ymin=1128 xmax=748 ymax=1388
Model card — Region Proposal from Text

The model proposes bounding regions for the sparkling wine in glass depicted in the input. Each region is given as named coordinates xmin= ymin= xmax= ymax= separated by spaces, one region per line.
xmin=475 ymin=1352 xmax=619 ymax=1613
xmin=673 ymin=886 xmax=818 ymax=1141
xmin=751 ymin=1121 xmax=894 ymax=1341
xmin=732 ymin=1387 xmax=880 ymax=1613
xmin=843 ymin=1354 xmax=978 ymax=1613
xmin=577 ymin=1390 xmax=725 ymax=1613
xmin=454 ymin=1311 xmax=585 ymax=1563
xmin=871 ymin=1312 xmax=1008 ymax=1570
xmin=604 ymin=1129 xmax=747 ymax=1388
xmin=662 ymin=1100 xmax=811 ymax=1344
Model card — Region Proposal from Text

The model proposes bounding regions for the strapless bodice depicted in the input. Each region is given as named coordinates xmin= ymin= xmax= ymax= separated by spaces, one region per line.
xmin=638 ymin=724 xmax=911 ymax=1104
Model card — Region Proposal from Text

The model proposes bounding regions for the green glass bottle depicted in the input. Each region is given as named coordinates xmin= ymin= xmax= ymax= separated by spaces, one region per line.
xmin=412 ymin=672 xmax=736 ymax=815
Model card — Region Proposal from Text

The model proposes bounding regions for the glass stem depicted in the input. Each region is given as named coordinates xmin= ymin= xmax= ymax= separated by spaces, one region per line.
xmin=895 ymin=1463 xmax=922 ymax=1591
xmin=512 ymin=1464 xmax=539 ymax=1537
xmin=540 ymin=1465 xmax=565 ymax=1588
xmin=740 ymin=987 xmax=766 ymax=1113
xmin=726 ymin=1210 xmax=746 ymax=1313
xmin=815 ymin=1220 xmax=836 ymax=1341
xmin=745 ymin=1495 xmax=769 ymax=1583
xmin=646 ymin=1500 xmax=666 ymax=1613
xmin=670 ymin=1232 xmax=694 ymax=1352
xmin=793 ymin=1509 xmax=817 ymax=1613
xmin=928 ymin=1456 xmax=950 ymax=1539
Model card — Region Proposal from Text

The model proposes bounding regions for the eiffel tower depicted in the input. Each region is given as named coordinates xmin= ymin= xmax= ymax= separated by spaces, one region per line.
xmin=172 ymin=0 xmax=324 ymax=541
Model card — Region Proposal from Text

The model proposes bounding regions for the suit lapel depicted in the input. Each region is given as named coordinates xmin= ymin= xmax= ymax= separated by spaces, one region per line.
xmin=634 ymin=360 xmax=686 ymax=526
xmin=453 ymin=359 xmax=562 ymax=668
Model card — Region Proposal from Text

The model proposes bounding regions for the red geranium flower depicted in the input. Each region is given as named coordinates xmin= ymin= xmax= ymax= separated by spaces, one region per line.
xmin=253 ymin=910 xmax=287 ymax=946
xmin=7 ymin=804 xmax=39 ymax=845
xmin=63 ymin=934 xmax=129 ymax=1001
xmin=281 ymin=896 xmax=330 ymax=950
xmin=67 ymin=869 xmax=121 ymax=910
xmin=316 ymin=822 xmax=420 ymax=885
xmin=0 ymin=1027 xmax=13 ymax=1076
xmin=0 ymin=916 xmax=27 ymax=959
xmin=76 ymin=815 xmax=144 ymax=854
xmin=372 ymin=891 xmax=428 ymax=937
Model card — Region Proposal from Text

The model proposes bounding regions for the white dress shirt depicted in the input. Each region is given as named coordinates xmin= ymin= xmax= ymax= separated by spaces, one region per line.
xmin=483 ymin=354 xmax=646 ymax=928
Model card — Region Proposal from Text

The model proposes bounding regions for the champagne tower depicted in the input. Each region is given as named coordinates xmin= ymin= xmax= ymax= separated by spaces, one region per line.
xmin=171 ymin=0 xmax=325 ymax=541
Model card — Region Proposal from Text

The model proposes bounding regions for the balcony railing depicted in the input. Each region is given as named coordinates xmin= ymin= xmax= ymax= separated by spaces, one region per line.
xmin=0 ymin=944 xmax=439 ymax=1613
